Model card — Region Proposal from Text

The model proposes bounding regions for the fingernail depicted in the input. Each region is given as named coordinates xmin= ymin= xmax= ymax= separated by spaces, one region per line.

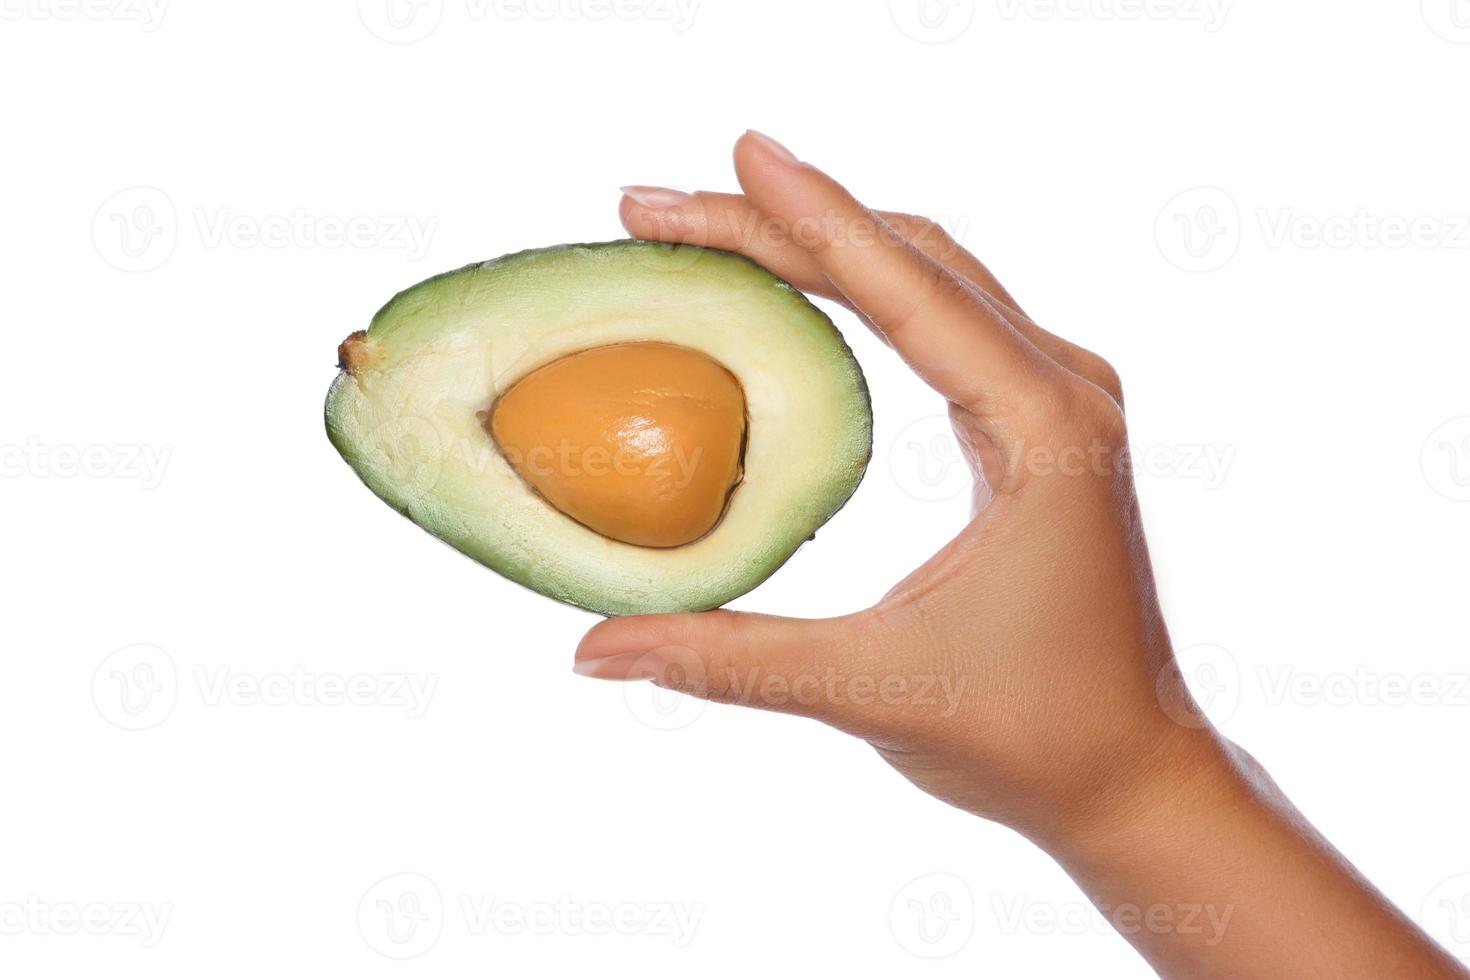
xmin=744 ymin=129 xmax=799 ymax=165
xmin=620 ymin=185 xmax=694 ymax=209
xmin=572 ymin=651 xmax=660 ymax=682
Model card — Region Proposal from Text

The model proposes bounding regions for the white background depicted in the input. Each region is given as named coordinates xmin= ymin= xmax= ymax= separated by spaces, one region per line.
xmin=3 ymin=1 xmax=1469 ymax=976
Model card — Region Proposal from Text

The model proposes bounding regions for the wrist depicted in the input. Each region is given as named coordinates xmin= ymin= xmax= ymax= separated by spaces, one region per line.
xmin=1030 ymin=722 xmax=1260 ymax=868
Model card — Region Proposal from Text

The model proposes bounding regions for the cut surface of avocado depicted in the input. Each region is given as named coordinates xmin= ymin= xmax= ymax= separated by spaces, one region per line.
xmin=326 ymin=241 xmax=872 ymax=616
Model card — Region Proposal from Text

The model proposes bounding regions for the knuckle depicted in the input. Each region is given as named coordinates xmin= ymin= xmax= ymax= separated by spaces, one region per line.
xmin=917 ymin=258 xmax=975 ymax=311
xmin=1068 ymin=381 xmax=1129 ymax=446
xmin=1020 ymin=377 xmax=1128 ymax=447
xmin=881 ymin=211 xmax=927 ymax=235
xmin=1080 ymin=351 xmax=1125 ymax=404
xmin=915 ymin=220 xmax=962 ymax=261
xmin=889 ymin=213 xmax=963 ymax=261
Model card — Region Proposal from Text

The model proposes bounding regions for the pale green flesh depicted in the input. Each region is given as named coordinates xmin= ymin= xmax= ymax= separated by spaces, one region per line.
xmin=326 ymin=241 xmax=872 ymax=616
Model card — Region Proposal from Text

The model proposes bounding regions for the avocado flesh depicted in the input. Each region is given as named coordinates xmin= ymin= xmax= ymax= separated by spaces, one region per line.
xmin=325 ymin=241 xmax=873 ymax=616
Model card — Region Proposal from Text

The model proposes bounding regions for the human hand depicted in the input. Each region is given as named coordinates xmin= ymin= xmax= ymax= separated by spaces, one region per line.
xmin=574 ymin=131 xmax=1470 ymax=979
xmin=575 ymin=129 xmax=1201 ymax=846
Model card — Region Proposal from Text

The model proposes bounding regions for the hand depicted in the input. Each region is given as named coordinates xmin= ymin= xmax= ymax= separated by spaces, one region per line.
xmin=577 ymin=129 xmax=1193 ymax=844
xmin=575 ymin=131 xmax=1469 ymax=979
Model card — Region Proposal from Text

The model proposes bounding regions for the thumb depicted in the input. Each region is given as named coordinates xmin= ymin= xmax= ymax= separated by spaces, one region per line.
xmin=573 ymin=609 xmax=862 ymax=723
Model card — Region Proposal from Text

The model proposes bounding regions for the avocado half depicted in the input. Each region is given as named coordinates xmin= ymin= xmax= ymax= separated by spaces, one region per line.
xmin=325 ymin=241 xmax=872 ymax=616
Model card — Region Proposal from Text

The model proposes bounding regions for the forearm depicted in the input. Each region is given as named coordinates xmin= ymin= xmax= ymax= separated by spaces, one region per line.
xmin=1039 ymin=730 xmax=1467 ymax=979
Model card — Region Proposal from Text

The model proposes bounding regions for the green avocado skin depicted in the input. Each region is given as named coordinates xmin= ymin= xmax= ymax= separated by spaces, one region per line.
xmin=326 ymin=241 xmax=873 ymax=616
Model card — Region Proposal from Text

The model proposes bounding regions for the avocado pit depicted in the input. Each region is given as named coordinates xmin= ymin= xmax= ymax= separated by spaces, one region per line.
xmin=487 ymin=341 xmax=746 ymax=549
